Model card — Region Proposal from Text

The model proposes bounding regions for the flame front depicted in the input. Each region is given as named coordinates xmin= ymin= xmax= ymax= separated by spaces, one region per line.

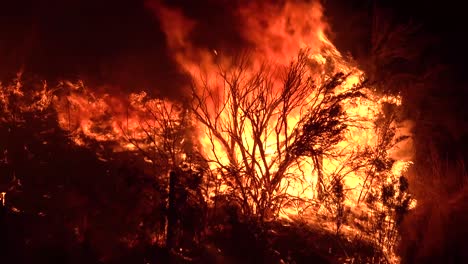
xmin=48 ymin=1 xmax=414 ymax=261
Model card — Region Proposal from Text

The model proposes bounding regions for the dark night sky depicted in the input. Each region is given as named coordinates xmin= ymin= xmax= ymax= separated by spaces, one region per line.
xmin=1 ymin=0 xmax=467 ymax=97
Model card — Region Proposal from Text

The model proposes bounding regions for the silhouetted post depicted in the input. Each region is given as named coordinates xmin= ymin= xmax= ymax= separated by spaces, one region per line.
xmin=166 ymin=171 xmax=177 ymax=249
xmin=0 ymin=192 xmax=7 ymax=260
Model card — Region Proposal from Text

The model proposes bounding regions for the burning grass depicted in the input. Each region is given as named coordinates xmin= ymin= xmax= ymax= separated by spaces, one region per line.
xmin=0 ymin=1 xmax=419 ymax=262
xmin=0 ymin=50 xmax=415 ymax=264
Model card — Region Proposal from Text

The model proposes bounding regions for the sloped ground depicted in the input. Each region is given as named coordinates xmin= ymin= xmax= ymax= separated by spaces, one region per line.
xmin=156 ymin=217 xmax=385 ymax=264
xmin=0 ymin=206 xmax=386 ymax=264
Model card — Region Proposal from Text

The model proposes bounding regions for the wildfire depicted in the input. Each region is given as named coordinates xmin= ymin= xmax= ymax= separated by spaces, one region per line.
xmin=43 ymin=0 xmax=415 ymax=261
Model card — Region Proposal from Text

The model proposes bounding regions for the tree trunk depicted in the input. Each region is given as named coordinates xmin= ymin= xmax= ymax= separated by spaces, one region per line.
xmin=166 ymin=170 xmax=177 ymax=249
xmin=315 ymin=155 xmax=325 ymax=201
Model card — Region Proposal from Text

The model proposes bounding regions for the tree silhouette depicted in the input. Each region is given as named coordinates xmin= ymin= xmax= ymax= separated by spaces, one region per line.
xmin=191 ymin=51 xmax=365 ymax=222
xmin=118 ymin=94 xmax=208 ymax=249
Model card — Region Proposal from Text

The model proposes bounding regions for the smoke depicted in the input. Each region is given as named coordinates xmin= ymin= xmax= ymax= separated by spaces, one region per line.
xmin=0 ymin=0 xmax=189 ymax=98
xmin=155 ymin=0 xmax=248 ymax=55
xmin=1 ymin=0 xmax=331 ymax=100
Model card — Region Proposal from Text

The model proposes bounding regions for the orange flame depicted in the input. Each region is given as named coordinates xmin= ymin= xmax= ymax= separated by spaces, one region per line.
xmin=46 ymin=1 xmax=414 ymax=261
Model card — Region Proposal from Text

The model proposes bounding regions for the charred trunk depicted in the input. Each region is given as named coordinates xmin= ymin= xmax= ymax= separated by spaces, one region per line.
xmin=166 ymin=170 xmax=177 ymax=249
xmin=314 ymin=155 xmax=325 ymax=201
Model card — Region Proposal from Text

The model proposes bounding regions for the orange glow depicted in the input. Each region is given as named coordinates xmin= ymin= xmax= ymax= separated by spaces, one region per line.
xmin=41 ymin=1 xmax=415 ymax=261
xmin=149 ymin=2 xmax=414 ymax=261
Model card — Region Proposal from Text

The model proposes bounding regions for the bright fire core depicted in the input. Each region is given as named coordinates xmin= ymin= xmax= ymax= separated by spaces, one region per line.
xmin=49 ymin=1 xmax=415 ymax=262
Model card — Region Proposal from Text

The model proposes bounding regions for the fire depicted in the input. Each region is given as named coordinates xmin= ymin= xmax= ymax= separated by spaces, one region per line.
xmin=36 ymin=0 xmax=414 ymax=261
xmin=150 ymin=1 xmax=414 ymax=260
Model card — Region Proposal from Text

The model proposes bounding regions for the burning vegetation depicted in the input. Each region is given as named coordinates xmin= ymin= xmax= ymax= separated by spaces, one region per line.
xmin=7 ymin=0 xmax=466 ymax=263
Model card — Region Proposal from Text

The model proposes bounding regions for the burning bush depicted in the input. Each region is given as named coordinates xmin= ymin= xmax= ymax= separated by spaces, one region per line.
xmin=0 ymin=1 xmax=420 ymax=262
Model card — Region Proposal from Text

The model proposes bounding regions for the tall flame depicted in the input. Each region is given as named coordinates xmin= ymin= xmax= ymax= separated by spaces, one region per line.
xmin=48 ymin=1 xmax=414 ymax=261
xmin=148 ymin=0 xmax=413 ymax=196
